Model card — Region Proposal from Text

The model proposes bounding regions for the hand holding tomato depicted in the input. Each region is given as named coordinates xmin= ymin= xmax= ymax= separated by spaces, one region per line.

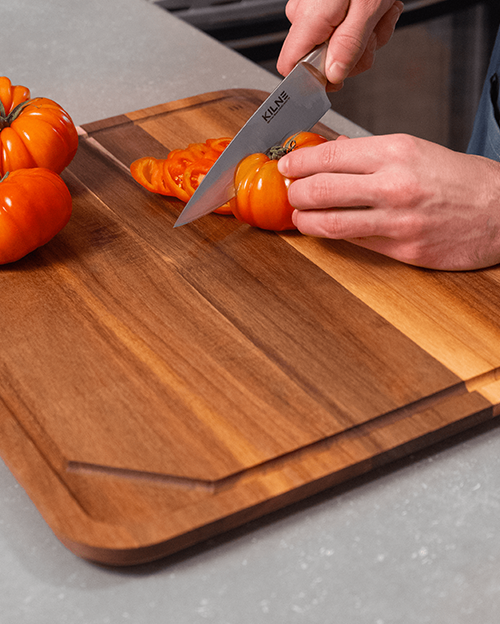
xmin=278 ymin=133 xmax=500 ymax=270
xmin=232 ymin=132 xmax=327 ymax=231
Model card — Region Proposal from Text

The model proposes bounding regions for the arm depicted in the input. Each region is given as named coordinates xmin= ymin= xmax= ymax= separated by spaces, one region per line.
xmin=277 ymin=0 xmax=404 ymax=89
xmin=277 ymin=134 xmax=500 ymax=270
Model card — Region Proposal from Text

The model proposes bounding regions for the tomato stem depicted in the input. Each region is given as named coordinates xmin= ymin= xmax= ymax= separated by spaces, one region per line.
xmin=0 ymin=172 xmax=9 ymax=183
xmin=0 ymin=100 xmax=6 ymax=130
xmin=267 ymin=133 xmax=299 ymax=160
xmin=7 ymin=99 xmax=33 ymax=123
xmin=0 ymin=99 xmax=34 ymax=131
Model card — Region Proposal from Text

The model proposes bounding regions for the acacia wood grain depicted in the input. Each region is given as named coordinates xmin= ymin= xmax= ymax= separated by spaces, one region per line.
xmin=1 ymin=89 xmax=499 ymax=565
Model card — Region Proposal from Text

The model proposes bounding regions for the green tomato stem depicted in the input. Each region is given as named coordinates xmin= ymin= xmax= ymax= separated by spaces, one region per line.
xmin=267 ymin=133 xmax=299 ymax=160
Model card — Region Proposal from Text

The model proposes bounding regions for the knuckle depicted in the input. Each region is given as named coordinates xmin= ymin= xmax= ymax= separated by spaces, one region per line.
xmin=317 ymin=142 xmax=339 ymax=172
xmin=386 ymin=133 xmax=419 ymax=163
xmin=378 ymin=173 xmax=422 ymax=209
xmin=335 ymin=30 xmax=366 ymax=57
xmin=320 ymin=210 xmax=347 ymax=238
xmin=393 ymin=212 xmax=425 ymax=240
xmin=375 ymin=136 xmax=426 ymax=208
xmin=385 ymin=212 xmax=429 ymax=266
xmin=309 ymin=174 xmax=336 ymax=207
xmin=286 ymin=141 xmax=339 ymax=178
xmin=312 ymin=205 xmax=357 ymax=239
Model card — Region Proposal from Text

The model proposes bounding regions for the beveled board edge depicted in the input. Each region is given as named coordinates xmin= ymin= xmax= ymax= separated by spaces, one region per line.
xmin=1 ymin=379 xmax=495 ymax=566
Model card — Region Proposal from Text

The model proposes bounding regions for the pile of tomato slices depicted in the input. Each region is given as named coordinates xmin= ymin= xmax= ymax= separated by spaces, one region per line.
xmin=130 ymin=137 xmax=233 ymax=214
xmin=130 ymin=132 xmax=328 ymax=231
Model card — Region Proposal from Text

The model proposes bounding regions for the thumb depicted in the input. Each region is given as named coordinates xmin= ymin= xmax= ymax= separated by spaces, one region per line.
xmin=326 ymin=1 xmax=403 ymax=84
xmin=325 ymin=18 xmax=372 ymax=84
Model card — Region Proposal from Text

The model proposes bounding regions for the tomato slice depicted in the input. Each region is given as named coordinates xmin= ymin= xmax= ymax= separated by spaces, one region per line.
xmin=181 ymin=158 xmax=213 ymax=196
xmin=214 ymin=201 xmax=234 ymax=215
xmin=161 ymin=150 xmax=194 ymax=202
xmin=182 ymin=158 xmax=233 ymax=214
xmin=130 ymin=157 xmax=168 ymax=195
xmin=184 ymin=142 xmax=218 ymax=162
xmin=206 ymin=137 xmax=231 ymax=154
xmin=150 ymin=161 xmax=170 ymax=195
xmin=182 ymin=157 xmax=234 ymax=215
xmin=130 ymin=137 xmax=235 ymax=215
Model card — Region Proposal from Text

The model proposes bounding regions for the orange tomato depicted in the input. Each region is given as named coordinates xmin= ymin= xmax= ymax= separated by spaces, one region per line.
xmin=232 ymin=154 xmax=295 ymax=230
xmin=0 ymin=168 xmax=72 ymax=264
xmin=232 ymin=132 xmax=327 ymax=231
xmin=0 ymin=77 xmax=78 ymax=176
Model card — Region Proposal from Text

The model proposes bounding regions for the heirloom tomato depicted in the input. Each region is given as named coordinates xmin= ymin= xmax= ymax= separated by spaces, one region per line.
xmin=130 ymin=137 xmax=233 ymax=214
xmin=0 ymin=77 xmax=78 ymax=176
xmin=232 ymin=132 xmax=327 ymax=231
xmin=0 ymin=168 xmax=72 ymax=264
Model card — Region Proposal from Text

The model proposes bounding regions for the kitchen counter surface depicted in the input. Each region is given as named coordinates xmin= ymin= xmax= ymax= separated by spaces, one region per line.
xmin=2 ymin=0 xmax=365 ymax=136
xmin=2 ymin=1 xmax=500 ymax=623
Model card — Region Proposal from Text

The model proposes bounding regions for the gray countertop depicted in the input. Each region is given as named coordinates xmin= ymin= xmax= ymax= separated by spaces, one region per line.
xmin=2 ymin=0 xmax=365 ymax=136
xmin=2 ymin=1 xmax=500 ymax=623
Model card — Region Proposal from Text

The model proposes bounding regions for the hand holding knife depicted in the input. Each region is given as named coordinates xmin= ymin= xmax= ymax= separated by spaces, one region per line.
xmin=174 ymin=42 xmax=331 ymax=228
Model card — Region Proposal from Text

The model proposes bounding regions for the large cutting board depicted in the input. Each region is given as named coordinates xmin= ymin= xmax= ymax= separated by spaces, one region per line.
xmin=2 ymin=89 xmax=500 ymax=566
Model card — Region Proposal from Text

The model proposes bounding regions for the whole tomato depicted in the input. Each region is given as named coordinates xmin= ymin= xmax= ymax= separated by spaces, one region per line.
xmin=233 ymin=153 xmax=294 ymax=230
xmin=0 ymin=77 xmax=78 ymax=176
xmin=0 ymin=168 xmax=72 ymax=264
xmin=232 ymin=132 xmax=327 ymax=231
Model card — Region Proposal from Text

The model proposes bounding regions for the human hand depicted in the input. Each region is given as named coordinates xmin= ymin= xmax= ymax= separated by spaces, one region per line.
xmin=277 ymin=0 xmax=404 ymax=90
xmin=277 ymin=134 xmax=500 ymax=270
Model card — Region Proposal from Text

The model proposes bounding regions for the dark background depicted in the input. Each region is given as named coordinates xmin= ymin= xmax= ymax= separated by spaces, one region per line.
xmin=157 ymin=0 xmax=500 ymax=152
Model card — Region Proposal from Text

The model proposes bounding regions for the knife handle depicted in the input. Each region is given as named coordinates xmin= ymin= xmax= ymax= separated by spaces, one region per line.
xmin=300 ymin=41 xmax=329 ymax=86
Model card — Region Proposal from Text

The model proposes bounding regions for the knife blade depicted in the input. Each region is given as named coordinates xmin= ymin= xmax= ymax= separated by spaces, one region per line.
xmin=174 ymin=41 xmax=331 ymax=227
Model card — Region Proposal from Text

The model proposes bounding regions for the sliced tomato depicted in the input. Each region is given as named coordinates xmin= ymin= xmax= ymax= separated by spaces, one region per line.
xmin=206 ymin=137 xmax=231 ymax=154
xmin=130 ymin=137 xmax=234 ymax=215
xmin=130 ymin=157 xmax=170 ymax=195
xmin=181 ymin=158 xmax=213 ymax=196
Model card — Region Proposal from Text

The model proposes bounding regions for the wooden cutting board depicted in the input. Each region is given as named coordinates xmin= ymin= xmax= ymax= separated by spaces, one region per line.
xmin=2 ymin=88 xmax=500 ymax=566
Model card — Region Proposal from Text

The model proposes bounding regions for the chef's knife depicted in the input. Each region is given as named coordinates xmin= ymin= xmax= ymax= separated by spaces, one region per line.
xmin=174 ymin=41 xmax=331 ymax=227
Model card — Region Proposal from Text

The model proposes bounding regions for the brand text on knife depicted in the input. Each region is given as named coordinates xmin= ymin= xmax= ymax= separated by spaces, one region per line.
xmin=262 ymin=91 xmax=290 ymax=123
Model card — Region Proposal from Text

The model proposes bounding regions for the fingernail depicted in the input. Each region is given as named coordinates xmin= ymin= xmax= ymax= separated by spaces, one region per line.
xmin=392 ymin=1 xmax=404 ymax=26
xmin=328 ymin=61 xmax=348 ymax=85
